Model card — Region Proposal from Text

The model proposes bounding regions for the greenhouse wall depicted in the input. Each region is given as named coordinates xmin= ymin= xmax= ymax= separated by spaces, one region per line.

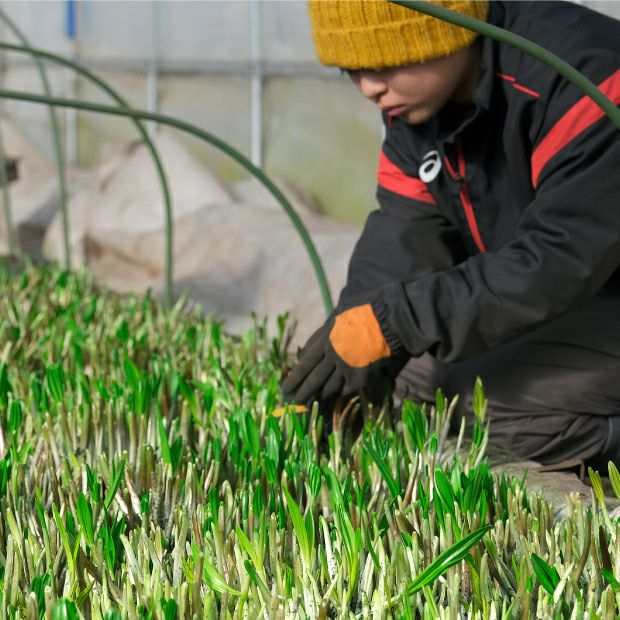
xmin=0 ymin=0 xmax=618 ymax=226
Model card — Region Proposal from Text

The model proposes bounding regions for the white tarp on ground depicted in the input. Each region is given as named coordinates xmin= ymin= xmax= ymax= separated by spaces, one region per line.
xmin=40 ymin=130 xmax=359 ymax=344
xmin=0 ymin=115 xmax=63 ymax=258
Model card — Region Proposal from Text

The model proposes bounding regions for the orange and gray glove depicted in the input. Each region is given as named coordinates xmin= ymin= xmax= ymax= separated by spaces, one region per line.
xmin=281 ymin=302 xmax=407 ymax=404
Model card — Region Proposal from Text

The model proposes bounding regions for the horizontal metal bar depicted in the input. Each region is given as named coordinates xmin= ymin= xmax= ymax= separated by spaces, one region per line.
xmin=0 ymin=55 xmax=341 ymax=79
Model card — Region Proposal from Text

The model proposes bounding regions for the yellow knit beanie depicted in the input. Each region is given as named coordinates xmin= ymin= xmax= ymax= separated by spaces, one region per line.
xmin=308 ymin=1 xmax=489 ymax=69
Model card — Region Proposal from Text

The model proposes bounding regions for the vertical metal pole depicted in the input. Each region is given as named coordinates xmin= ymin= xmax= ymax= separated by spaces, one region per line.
xmin=250 ymin=0 xmax=263 ymax=168
xmin=66 ymin=0 xmax=78 ymax=165
xmin=147 ymin=0 xmax=160 ymax=138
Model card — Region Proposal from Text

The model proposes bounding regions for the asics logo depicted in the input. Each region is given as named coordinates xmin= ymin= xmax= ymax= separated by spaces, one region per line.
xmin=419 ymin=150 xmax=442 ymax=183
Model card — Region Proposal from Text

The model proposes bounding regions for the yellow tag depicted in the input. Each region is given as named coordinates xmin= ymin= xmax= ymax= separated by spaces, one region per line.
xmin=272 ymin=404 xmax=309 ymax=418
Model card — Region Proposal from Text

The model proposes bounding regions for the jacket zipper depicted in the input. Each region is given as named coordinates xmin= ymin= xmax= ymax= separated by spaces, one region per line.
xmin=443 ymin=141 xmax=487 ymax=253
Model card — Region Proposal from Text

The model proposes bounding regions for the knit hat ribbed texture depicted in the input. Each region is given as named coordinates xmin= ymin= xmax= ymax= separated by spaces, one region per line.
xmin=308 ymin=1 xmax=489 ymax=69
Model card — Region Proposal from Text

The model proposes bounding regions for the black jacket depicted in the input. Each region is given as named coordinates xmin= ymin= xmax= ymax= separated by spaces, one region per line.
xmin=339 ymin=0 xmax=620 ymax=363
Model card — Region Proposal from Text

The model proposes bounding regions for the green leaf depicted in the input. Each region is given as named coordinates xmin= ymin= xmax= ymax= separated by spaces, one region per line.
xmin=253 ymin=485 xmax=265 ymax=519
xmin=588 ymin=467 xmax=606 ymax=505
xmin=201 ymin=383 xmax=215 ymax=416
xmin=305 ymin=508 xmax=315 ymax=554
xmin=241 ymin=409 xmax=261 ymax=460
xmin=178 ymin=376 xmax=199 ymax=418
xmin=7 ymin=400 xmax=22 ymax=434
xmin=103 ymin=533 xmax=116 ymax=572
xmin=52 ymin=504 xmax=76 ymax=578
xmin=103 ymin=459 xmax=125 ymax=513
xmin=46 ymin=364 xmax=65 ymax=405
xmin=282 ymin=481 xmax=311 ymax=565
xmin=526 ymin=574 xmax=535 ymax=593
xmin=104 ymin=609 xmax=122 ymax=620
xmin=417 ymin=480 xmax=429 ymax=518
xmin=367 ymin=538 xmax=381 ymax=573
xmin=123 ymin=357 xmax=142 ymax=392
xmin=79 ymin=376 xmax=92 ymax=407
xmin=308 ymin=462 xmax=322 ymax=499
xmin=34 ymin=493 xmax=48 ymax=537
xmin=284 ymin=564 xmax=294 ymax=598
xmin=602 ymin=568 xmax=620 ymax=592
xmin=422 ymin=585 xmax=440 ymax=618
xmin=402 ymin=399 xmax=428 ymax=453
xmin=405 ymin=525 xmax=492 ymax=595
xmin=115 ymin=318 xmax=130 ymax=343
xmin=264 ymin=457 xmax=277 ymax=487
xmin=82 ymin=296 xmax=97 ymax=324
xmin=244 ymin=559 xmax=271 ymax=600
xmin=608 ymin=462 xmax=620 ymax=501
xmin=322 ymin=465 xmax=347 ymax=513
xmin=434 ymin=468 xmax=457 ymax=523
xmin=76 ymin=492 xmax=95 ymax=546
xmin=435 ymin=388 xmax=446 ymax=417
xmin=203 ymin=555 xmax=241 ymax=595
xmin=364 ymin=440 xmax=402 ymax=499
xmin=52 ymin=598 xmax=79 ymax=620
xmin=31 ymin=573 xmax=51 ymax=620
xmin=163 ymin=598 xmax=178 ymax=620
xmin=531 ymin=553 xmax=560 ymax=595
xmin=472 ymin=377 xmax=487 ymax=422
xmin=85 ymin=464 xmax=101 ymax=503
xmin=429 ymin=433 xmax=438 ymax=455
xmin=158 ymin=413 xmax=172 ymax=466
xmin=0 ymin=363 xmax=12 ymax=408
xmin=75 ymin=578 xmax=96 ymax=608
xmin=236 ymin=526 xmax=260 ymax=569
xmin=169 ymin=437 xmax=184 ymax=475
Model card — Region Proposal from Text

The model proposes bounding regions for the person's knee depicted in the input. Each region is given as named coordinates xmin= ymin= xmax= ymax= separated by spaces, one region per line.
xmin=394 ymin=353 xmax=445 ymax=405
xmin=475 ymin=409 xmax=607 ymax=464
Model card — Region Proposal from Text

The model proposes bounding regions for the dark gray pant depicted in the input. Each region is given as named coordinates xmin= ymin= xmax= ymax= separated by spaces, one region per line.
xmin=394 ymin=289 xmax=620 ymax=466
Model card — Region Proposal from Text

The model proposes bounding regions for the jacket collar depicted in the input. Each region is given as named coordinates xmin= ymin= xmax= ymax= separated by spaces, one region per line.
xmin=434 ymin=0 xmax=504 ymax=144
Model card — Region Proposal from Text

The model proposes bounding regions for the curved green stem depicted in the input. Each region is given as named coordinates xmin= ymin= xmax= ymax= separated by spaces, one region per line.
xmin=0 ymin=88 xmax=334 ymax=314
xmin=391 ymin=0 xmax=620 ymax=130
xmin=0 ymin=40 xmax=175 ymax=307
xmin=0 ymin=8 xmax=70 ymax=267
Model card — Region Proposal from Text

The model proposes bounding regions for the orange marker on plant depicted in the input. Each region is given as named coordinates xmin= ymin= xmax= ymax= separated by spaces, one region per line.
xmin=272 ymin=404 xmax=309 ymax=417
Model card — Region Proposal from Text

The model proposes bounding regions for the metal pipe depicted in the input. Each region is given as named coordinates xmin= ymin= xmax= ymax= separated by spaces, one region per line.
xmin=2 ymin=57 xmax=340 ymax=79
xmin=65 ymin=0 xmax=78 ymax=166
xmin=250 ymin=0 xmax=263 ymax=168
xmin=146 ymin=0 xmax=160 ymax=139
xmin=0 ymin=7 xmax=71 ymax=269
xmin=0 ymin=87 xmax=335 ymax=314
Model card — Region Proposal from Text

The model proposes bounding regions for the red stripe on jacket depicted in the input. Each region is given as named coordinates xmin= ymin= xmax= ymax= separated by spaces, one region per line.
xmin=444 ymin=143 xmax=487 ymax=253
xmin=495 ymin=72 xmax=540 ymax=98
xmin=531 ymin=69 xmax=620 ymax=188
xmin=378 ymin=150 xmax=436 ymax=205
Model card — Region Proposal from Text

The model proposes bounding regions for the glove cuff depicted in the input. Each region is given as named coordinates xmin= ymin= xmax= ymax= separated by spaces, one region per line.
xmin=371 ymin=296 xmax=405 ymax=358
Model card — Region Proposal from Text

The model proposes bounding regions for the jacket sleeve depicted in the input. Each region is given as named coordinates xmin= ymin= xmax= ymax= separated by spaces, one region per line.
xmin=338 ymin=120 xmax=467 ymax=309
xmin=374 ymin=63 xmax=620 ymax=362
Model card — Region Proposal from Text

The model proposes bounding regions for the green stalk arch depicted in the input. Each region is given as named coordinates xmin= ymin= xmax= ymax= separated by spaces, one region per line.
xmin=0 ymin=8 xmax=70 ymax=266
xmin=391 ymin=0 xmax=620 ymax=129
xmin=0 ymin=88 xmax=334 ymax=314
xmin=0 ymin=40 xmax=175 ymax=306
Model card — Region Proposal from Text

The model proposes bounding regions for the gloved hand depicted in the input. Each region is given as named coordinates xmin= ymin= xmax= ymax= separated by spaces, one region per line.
xmin=281 ymin=302 xmax=407 ymax=404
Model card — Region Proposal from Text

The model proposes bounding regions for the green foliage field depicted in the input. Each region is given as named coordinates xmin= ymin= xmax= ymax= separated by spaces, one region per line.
xmin=0 ymin=263 xmax=619 ymax=619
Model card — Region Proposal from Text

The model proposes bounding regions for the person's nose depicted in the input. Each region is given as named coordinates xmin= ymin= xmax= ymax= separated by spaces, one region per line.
xmin=356 ymin=73 xmax=388 ymax=103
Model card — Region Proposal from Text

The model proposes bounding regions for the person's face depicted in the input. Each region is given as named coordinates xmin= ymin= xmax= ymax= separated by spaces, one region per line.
xmin=346 ymin=45 xmax=479 ymax=125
